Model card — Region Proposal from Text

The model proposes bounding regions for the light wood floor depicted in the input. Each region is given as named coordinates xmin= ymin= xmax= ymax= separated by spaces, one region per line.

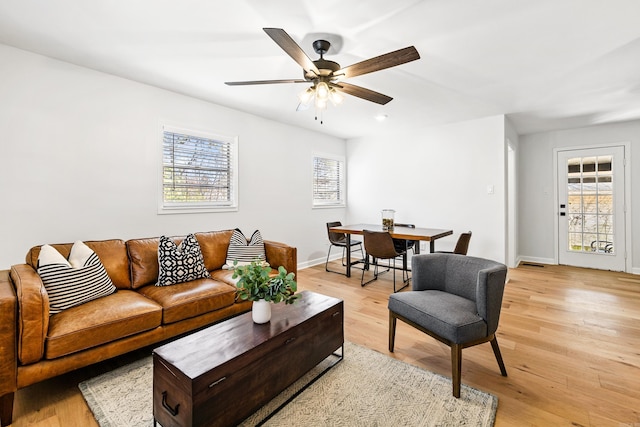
xmin=10 ymin=262 xmax=640 ymax=427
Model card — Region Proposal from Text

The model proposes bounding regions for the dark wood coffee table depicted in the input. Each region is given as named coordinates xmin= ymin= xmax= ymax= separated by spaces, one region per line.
xmin=152 ymin=290 xmax=344 ymax=427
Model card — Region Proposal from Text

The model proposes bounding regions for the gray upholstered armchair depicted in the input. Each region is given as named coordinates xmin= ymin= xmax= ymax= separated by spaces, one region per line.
xmin=388 ymin=253 xmax=508 ymax=397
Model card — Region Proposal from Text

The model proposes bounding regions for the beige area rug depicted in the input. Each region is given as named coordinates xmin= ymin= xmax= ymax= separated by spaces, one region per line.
xmin=79 ymin=342 xmax=497 ymax=427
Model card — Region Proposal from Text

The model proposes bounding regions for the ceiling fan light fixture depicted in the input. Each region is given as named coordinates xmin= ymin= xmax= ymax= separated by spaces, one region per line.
xmin=315 ymin=81 xmax=330 ymax=101
xmin=299 ymin=87 xmax=314 ymax=105
xmin=329 ymin=88 xmax=344 ymax=106
xmin=315 ymin=96 xmax=328 ymax=110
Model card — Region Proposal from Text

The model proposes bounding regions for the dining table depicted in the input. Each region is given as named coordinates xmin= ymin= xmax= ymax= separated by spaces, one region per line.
xmin=328 ymin=224 xmax=454 ymax=277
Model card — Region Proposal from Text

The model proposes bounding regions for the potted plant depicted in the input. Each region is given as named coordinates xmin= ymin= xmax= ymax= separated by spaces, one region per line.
xmin=232 ymin=259 xmax=298 ymax=323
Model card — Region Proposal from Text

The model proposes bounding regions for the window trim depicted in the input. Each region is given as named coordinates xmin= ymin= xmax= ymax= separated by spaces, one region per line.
xmin=158 ymin=124 xmax=238 ymax=214
xmin=312 ymin=152 xmax=346 ymax=209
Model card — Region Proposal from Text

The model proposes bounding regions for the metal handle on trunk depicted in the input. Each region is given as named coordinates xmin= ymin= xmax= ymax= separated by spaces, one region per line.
xmin=161 ymin=391 xmax=180 ymax=417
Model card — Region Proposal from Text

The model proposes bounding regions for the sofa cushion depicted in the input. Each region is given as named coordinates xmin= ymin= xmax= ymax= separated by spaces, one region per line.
xmin=157 ymin=234 xmax=211 ymax=286
xmin=224 ymin=229 xmax=266 ymax=268
xmin=127 ymin=237 xmax=162 ymax=289
xmin=209 ymin=269 xmax=239 ymax=287
xmin=137 ymin=277 xmax=236 ymax=324
xmin=27 ymin=239 xmax=131 ymax=289
xmin=195 ymin=229 xmax=234 ymax=271
xmin=37 ymin=243 xmax=117 ymax=315
xmin=388 ymin=290 xmax=487 ymax=344
xmin=210 ymin=267 xmax=280 ymax=287
xmin=45 ymin=290 xmax=162 ymax=359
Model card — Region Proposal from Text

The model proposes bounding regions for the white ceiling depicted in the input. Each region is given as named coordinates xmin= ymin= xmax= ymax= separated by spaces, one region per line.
xmin=1 ymin=0 xmax=639 ymax=139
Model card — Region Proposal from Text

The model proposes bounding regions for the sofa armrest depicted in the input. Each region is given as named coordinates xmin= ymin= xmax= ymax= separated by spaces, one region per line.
xmin=264 ymin=240 xmax=297 ymax=279
xmin=0 ymin=270 xmax=17 ymax=397
xmin=10 ymin=264 xmax=49 ymax=365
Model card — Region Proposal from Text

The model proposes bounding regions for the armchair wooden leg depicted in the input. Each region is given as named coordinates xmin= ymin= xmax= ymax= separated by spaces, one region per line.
xmin=389 ymin=312 xmax=397 ymax=352
xmin=490 ymin=336 xmax=508 ymax=376
xmin=1 ymin=392 xmax=15 ymax=427
xmin=451 ymin=344 xmax=462 ymax=398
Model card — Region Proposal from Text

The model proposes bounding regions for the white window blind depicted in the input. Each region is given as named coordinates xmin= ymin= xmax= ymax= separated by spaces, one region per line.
xmin=313 ymin=155 xmax=345 ymax=207
xmin=160 ymin=126 xmax=237 ymax=213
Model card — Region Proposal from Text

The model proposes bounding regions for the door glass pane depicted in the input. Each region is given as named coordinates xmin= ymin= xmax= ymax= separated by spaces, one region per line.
xmin=583 ymin=215 xmax=598 ymax=233
xmin=598 ymin=215 xmax=613 ymax=233
xmin=568 ymin=215 xmax=582 ymax=233
xmin=566 ymin=155 xmax=615 ymax=254
xmin=568 ymin=233 xmax=583 ymax=251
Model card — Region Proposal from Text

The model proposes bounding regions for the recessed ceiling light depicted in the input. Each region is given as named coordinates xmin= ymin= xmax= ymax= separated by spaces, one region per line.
xmin=375 ymin=114 xmax=388 ymax=122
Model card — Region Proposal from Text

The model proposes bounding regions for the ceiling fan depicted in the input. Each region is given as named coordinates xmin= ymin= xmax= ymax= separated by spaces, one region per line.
xmin=225 ymin=28 xmax=420 ymax=120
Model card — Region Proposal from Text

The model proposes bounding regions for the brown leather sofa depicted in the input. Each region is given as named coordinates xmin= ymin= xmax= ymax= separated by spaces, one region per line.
xmin=0 ymin=229 xmax=297 ymax=426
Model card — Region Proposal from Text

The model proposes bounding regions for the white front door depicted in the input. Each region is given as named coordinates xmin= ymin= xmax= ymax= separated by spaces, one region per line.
xmin=557 ymin=146 xmax=626 ymax=271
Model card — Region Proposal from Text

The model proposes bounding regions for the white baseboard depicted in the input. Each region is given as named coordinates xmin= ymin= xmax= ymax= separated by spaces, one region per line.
xmin=516 ymin=256 xmax=639 ymax=275
xmin=298 ymin=254 xmax=340 ymax=271
xmin=304 ymin=254 xmax=640 ymax=275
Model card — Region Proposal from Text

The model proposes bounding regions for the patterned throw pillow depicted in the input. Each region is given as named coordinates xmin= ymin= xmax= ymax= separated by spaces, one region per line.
xmin=224 ymin=229 xmax=266 ymax=268
xmin=37 ymin=241 xmax=117 ymax=315
xmin=157 ymin=233 xmax=211 ymax=286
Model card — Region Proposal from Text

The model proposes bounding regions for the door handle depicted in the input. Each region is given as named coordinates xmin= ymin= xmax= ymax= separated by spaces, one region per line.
xmin=559 ymin=203 xmax=566 ymax=217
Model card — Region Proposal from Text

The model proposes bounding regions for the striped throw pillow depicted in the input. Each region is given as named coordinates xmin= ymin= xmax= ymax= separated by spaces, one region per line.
xmin=225 ymin=229 xmax=266 ymax=268
xmin=37 ymin=242 xmax=116 ymax=315
xmin=156 ymin=234 xmax=211 ymax=286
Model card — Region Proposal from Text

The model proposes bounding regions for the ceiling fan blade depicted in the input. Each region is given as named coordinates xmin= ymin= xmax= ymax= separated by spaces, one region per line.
xmin=263 ymin=28 xmax=320 ymax=75
xmin=335 ymin=82 xmax=393 ymax=105
xmin=225 ymin=79 xmax=308 ymax=86
xmin=339 ymin=46 xmax=420 ymax=79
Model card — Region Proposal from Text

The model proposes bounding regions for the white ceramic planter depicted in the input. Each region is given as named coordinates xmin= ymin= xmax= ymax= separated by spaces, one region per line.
xmin=252 ymin=299 xmax=271 ymax=324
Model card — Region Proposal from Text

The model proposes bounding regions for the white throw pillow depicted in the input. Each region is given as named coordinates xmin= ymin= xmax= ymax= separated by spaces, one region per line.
xmin=69 ymin=240 xmax=96 ymax=268
xmin=38 ymin=244 xmax=72 ymax=268
xmin=224 ymin=229 xmax=266 ymax=269
xmin=37 ymin=242 xmax=116 ymax=315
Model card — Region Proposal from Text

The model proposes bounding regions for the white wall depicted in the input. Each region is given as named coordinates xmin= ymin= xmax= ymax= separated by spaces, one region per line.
xmin=519 ymin=120 xmax=639 ymax=273
xmin=346 ymin=115 xmax=508 ymax=263
xmin=0 ymin=44 xmax=347 ymax=269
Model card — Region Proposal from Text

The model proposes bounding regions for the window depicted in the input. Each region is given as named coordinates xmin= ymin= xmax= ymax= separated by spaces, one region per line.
xmin=159 ymin=125 xmax=238 ymax=214
xmin=313 ymin=154 xmax=345 ymax=207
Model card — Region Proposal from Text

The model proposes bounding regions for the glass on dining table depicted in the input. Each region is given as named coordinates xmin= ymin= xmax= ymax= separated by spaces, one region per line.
xmin=382 ymin=209 xmax=395 ymax=230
